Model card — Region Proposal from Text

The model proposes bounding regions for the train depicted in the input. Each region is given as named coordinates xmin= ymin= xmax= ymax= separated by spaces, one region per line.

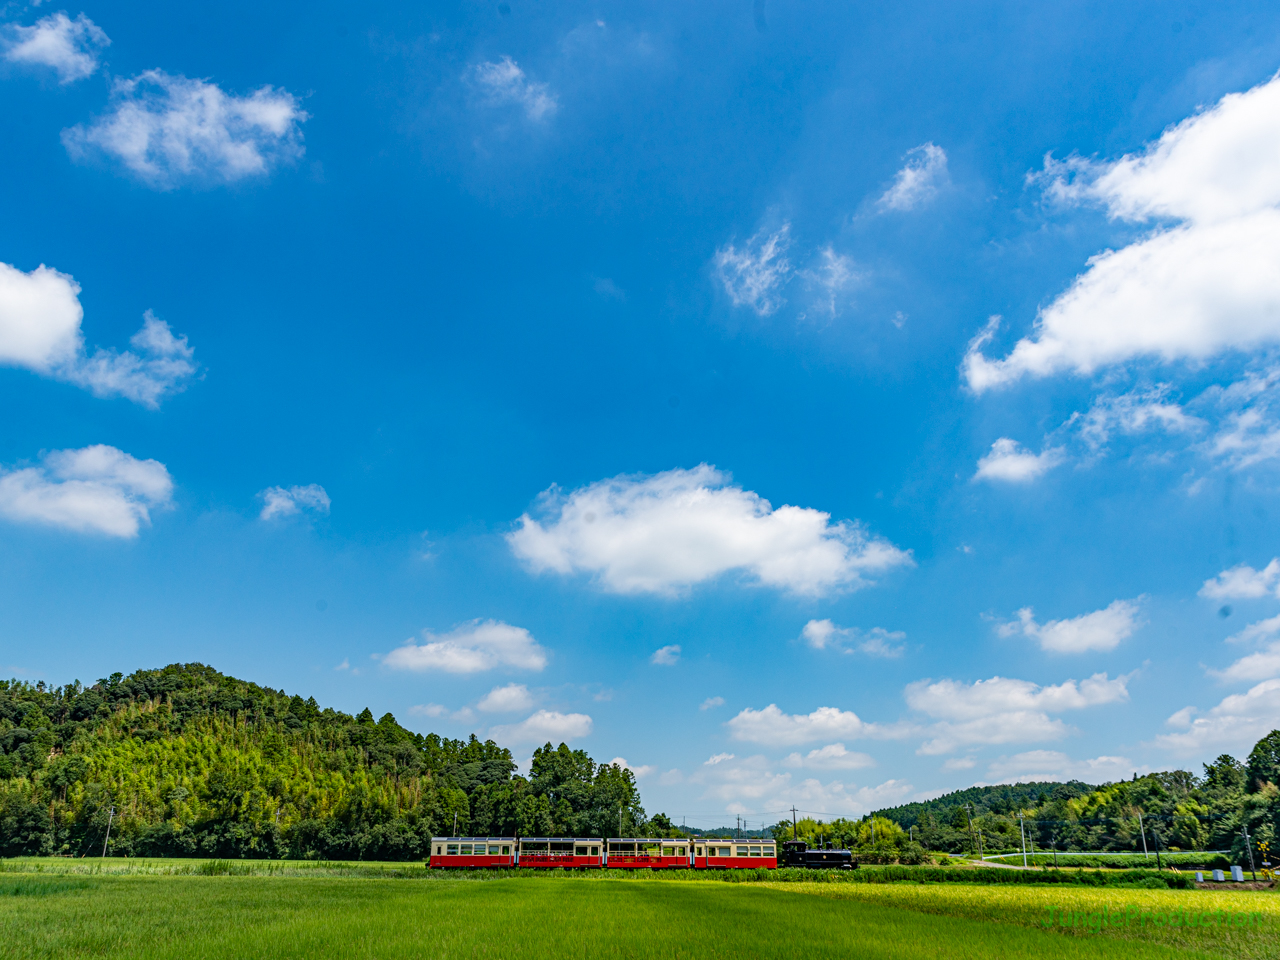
xmin=429 ymin=836 xmax=855 ymax=870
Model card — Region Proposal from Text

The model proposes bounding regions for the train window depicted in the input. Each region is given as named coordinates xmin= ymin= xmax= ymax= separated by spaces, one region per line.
xmin=590 ymin=847 xmax=599 ymax=857
xmin=460 ymin=844 xmax=472 ymax=854
xmin=501 ymin=846 xmax=511 ymax=855
xmin=550 ymin=841 xmax=574 ymax=853
xmin=487 ymin=845 xmax=500 ymax=855
xmin=763 ymin=846 xmax=775 ymax=857
xmin=435 ymin=845 xmax=443 ymax=856
xmin=575 ymin=846 xmax=588 ymax=856
xmin=611 ymin=842 xmax=635 ymax=854
xmin=523 ymin=841 xmax=548 ymax=852
xmin=749 ymin=846 xmax=761 ymax=857
xmin=678 ymin=847 xmax=686 ymax=857
xmin=446 ymin=845 xmax=458 ymax=855
xmin=736 ymin=846 xmax=748 ymax=857
xmin=718 ymin=847 xmax=731 ymax=857
xmin=695 ymin=846 xmax=703 ymax=857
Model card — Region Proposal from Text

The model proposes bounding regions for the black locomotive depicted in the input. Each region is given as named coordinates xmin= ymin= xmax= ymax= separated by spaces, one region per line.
xmin=780 ymin=839 xmax=856 ymax=869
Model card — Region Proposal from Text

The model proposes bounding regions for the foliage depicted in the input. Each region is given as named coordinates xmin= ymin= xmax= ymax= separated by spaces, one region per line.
xmin=0 ymin=663 xmax=659 ymax=860
xmin=864 ymin=743 xmax=1280 ymax=863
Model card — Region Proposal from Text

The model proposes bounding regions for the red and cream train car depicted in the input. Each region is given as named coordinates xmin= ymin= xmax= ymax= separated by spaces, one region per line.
xmin=693 ymin=839 xmax=777 ymax=869
xmin=429 ymin=837 xmax=517 ymax=868
xmin=517 ymin=837 xmax=605 ymax=868
xmin=604 ymin=838 xmax=691 ymax=868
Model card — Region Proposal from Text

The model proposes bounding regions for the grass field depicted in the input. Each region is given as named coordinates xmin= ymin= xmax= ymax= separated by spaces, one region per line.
xmin=0 ymin=860 xmax=1276 ymax=959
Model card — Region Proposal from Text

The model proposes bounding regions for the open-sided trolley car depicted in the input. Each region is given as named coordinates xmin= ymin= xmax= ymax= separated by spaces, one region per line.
xmin=516 ymin=837 xmax=605 ymax=868
xmin=604 ymin=838 xmax=691 ymax=868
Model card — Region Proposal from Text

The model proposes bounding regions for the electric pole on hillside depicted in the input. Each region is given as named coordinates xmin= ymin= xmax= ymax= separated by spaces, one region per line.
xmin=1019 ymin=815 xmax=1028 ymax=868
xmin=1243 ymin=824 xmax=1258 ymax=880
xmin=965 ymin=804 xmax=977 ymax=857
xmin=101 ymin=805 xmax=115 ymax=858
xmin=1138 ymin=811 xmax=1148 ymax=859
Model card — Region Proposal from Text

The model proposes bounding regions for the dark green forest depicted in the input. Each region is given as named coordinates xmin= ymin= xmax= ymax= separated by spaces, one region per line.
xmin=774 ymin=736 xmax=1280 ymax=865
xmin=0 ymin=663 xmax=662 ymax=860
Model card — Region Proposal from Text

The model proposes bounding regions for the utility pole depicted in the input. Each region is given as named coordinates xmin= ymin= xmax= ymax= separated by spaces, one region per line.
xmin=1151 ymin=825 xmax=1162 ymax=871
xmin=1019 ymin=815 xmax=1028 ymax=868
xmin=1243 ymin=824 xmax=1258 ymax=881
xmin=791 ymin=806 xmax=798 ymax=841
xmin=101 ymin=805 xmax=115 ymax=858
xmin=1138 ymin=811 xmax=1148 ymax=859
xmin=453 ymin=812 xmax=458 ymax=836
xmin=736 ymin=815 xmax=740 ymax=840
xmin=619 ymin=804 xmax=623 ymax=838
xmin=965 ymin=804 xmax=977 ymax=857
xmin=1051 ymin=830 xmax=1059 ymax=868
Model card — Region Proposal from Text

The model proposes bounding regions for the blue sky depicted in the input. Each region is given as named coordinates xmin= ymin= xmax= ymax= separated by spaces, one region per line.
xmin=4 ymin=0 xmax=1280 ymax=828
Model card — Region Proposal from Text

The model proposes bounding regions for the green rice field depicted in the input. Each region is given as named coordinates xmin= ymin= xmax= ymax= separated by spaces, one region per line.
xmin=0 ymin=860 xmax=1275 ymax=959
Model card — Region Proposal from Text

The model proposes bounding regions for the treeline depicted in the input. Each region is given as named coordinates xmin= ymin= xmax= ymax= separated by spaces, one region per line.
xmin=0 ymin=663 xmax=669 ymax=860
xmin=849 ymin=734 xmax=1280 ymax=865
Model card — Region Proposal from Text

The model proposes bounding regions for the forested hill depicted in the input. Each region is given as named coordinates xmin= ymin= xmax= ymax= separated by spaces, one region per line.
xmin=0 ymin=663 xmax=654 ymax=860
xmin=873 ymin=781 xmax=1096 ymax=829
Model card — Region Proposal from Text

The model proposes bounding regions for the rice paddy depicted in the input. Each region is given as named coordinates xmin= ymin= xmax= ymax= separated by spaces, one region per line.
xmin=0 ymin=860 xmax=1274 ymax=958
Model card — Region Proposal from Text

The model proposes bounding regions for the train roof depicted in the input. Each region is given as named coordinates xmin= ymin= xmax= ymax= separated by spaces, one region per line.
xmin=517 ymin=837 xmax=604 ymax=842
xmin=432 ymin=837 xmax=517 ymax=842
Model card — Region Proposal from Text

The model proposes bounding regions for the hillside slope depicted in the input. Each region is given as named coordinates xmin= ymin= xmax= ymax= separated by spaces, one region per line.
xmin=0 ymin=663 xmax=648 ymax=859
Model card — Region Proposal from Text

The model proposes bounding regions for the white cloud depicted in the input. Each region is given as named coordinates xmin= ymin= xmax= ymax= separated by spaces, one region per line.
xmin=974 ymin=437 xmax=1062 ymax=482
xmin=650 ymin=644 xmax=680 ymax=665
xmin=1212 ymin=644 xmax=1280 ymax=684
xmin=63 ymin=70 xmax=307 ymax=189
xmin=610 ymin=757 xmax=656 ymax=778
xmin=259 ymin=484 xmax=330 ymax=520
xmin=0 ymin=444 xmax=172 ymax=538
xmin=966 ymin=72 xmax=1280 ymax=391
xmin=408 ymin=703 xmax=448 ymax=718
xmin=713 ymin=224 xmax=792 ymax=316
xmin=1227 ymin=613 xmax=1280 ymax=644
xmin=3 ymin=12 xmax=108 ymax=83
xmin=906 ymin=673 xmax=1130 ymax=755
xmin=489 ymin=709 xmax=592 ymax=745
xmin=726 ymin=704 xmax=910 ymax=747
xmin=1078 ymin=387 xmax=1203 ymax=451
xmin=800 ymin=246 xmax=862 ymax=316
xmin=0 ymin=264 xmax=196 ymax=407
xmin=942 ymin=756 xmax=976 ymax=771
xmin=985 ymin=750 xmax=1141 ymax=784
xmin=877 ymin=143 xmax=948 ymax=212
xmin=691 ymin=751 xmax=912 ymax=816
xmin=997 ymin=599 xmax=1141 ymax=653
xmin=781 ymin=743 xmax=875 ymax=771
xmin=801 ymin=619 xmax=905 ymax=657
xmin=381 ymin=620 xmax=548 ymax=674
xmin=1154 ymin=679 xmax=1280 ymax=755
xmin=1199 ymin=559 xmax=1280 ymax=599
xmin=477 ymin=683 xmax=534 ymax=713
xmin=705 ymin=752 xmax=735 ymax=765
xmin=700 ymin=696 xmax=725 ymax=710
xmin=471 ymin=56 xmax=557 ymax=121
xmin=507 ymin=464 xmax=911 ymax=597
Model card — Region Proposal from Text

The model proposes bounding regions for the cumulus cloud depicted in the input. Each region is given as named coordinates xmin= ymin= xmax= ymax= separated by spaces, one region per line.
xmin=700 ymin=696 xmax=725 ymax=710
xmin=408 ymin=703 xmax=449 ymax=718
xmin=997 ymin=599 xmax=1141 ymax=653
xmin=1200 ymin=559 xmax=1280 ymax=599
xmin=0 ymin=444 xmax=172 ymax=538
xmin=781 ymin=743 xmax=875 ymax=771
xmin=713 ymin=224 xmax=793 ymax=316
xmin=726 ymin=704 xmax=911 ymax=747
xmin=965 ymin=72 xmax=1280 ymax=391
xmin=1207 ymin=615 xmax=1280 ymax=683
xmin=63 ymin=70 xmax=307 ymax=189
xmin=3 ymin=12 xmax=108 ymax=83
xmin=906 ymin=673 xmax=1130 ymax=755
xmin=0 ymin=264 xmax=196 ymax=407
xmin=985 ymin=750 xmax=1141 ymax=784
xmin=259 ymin=484 xmax=330 ymax=520
xmin=974 ymin=437 xmax=1062 ymax=482
xmin=801 ymin=619 xmax=905 ymax=657
xmin=471 ymin=56 xmax=557 ymax=121
xmin=490 ymin=709 xmax=592 ymax=744
xmin=1154 ymin=679 xmax=1280 ymax=755
xmin=610 ymin=757 xmax=656 ymax=778
xmin=650 ymin=644 xmax=680 ymax=665
xmin=877 ymin=143 xmax=948 ymax=212
xmin=381 ymin=620 xmax=548 ymax=674
xmin=691 ymin=751 xmax=912 ymax=816
xmin=477 ymin=683 xmax=535 ymax=713
xmin=508 ymin=465 xmax=911 ymax=597
xmin=1077 ymin=386 xmax=1203 ymax=451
